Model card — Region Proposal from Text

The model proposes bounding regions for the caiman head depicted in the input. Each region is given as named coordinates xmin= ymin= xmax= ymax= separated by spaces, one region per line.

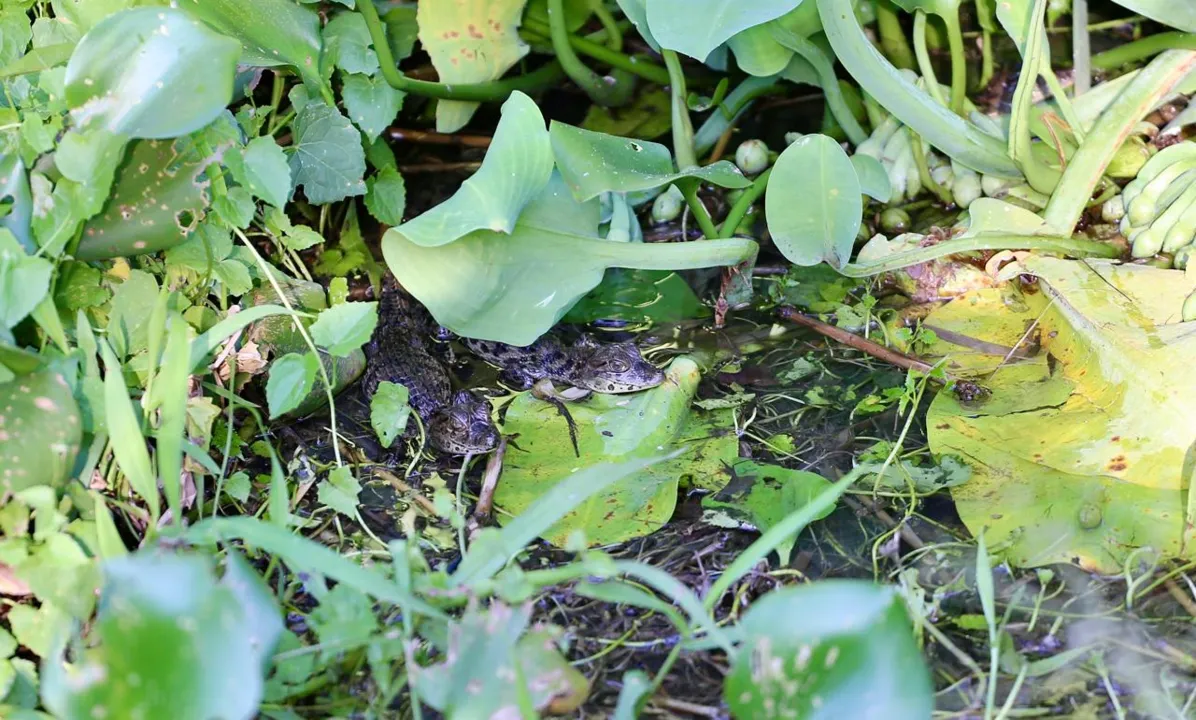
xmin=427 ymin=391 xmax=500 ymax=454
xmin=574 ymin=343 xmax=666 ymax=394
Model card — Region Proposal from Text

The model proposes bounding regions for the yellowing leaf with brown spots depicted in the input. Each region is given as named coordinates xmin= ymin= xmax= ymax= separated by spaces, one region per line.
xmin=922 ymin=257 xmax=1196 ymax=572
xmin=417 ymin=0 xmax=530 ymax=132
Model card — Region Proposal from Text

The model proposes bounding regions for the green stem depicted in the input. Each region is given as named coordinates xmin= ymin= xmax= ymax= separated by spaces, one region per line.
xmin=875 ymin=0 xmax=917 ymax=70
xmin=663 ymin=49 xmax=698 ymax=170
xmin=838 ymin=233 xmax=1120 ymax=278
xmin=545 ymin=0 xmax=633 ymax=106
xmin=520 ymin=26 xmax=670 ymax=84
xmin=359 ymin=0 xmax=565 ymax=101
xmin=913 ymin=11 xmax=947 ymax=108
xmin=1091 ymin=31 xmax=1196 ymax=71
xmin=678 ymin=180 xmax=718 ymax=239
xmin=770 ymin=27 xmax=869 ymax=146
xmin=590 ymin=234 xmax=755 ymax=269
xmin=944 ymin=12 xmax=967 ymax=115
xmin=1044 ymin=50 xmax=1196 ymax=233
xmin=587 ymin=0 xmax=622 ymax=50
xmin=1072 ymin=0 xmax=1091 ymax=95
xmin=719 ymin=169 xmax=770 ymax=238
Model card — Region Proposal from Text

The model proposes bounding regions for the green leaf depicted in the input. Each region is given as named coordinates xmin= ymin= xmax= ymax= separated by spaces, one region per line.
xmin=318 ymin=466 xmax=361 ymax=517
xmin=234 ymin=136 xmax=291 ymax=208
xmin=767 ymin=134 xmax=861 ymax=268
xmin=213 ymin=186 xmax=255 ymax=230
xmin=341 ymin=72 xmax=404 ymax=141
xmin=324 ymin=11 xmax=378 ymax=74
xmin=364 ymin=166 xmax=406 ymax=225
xmin=725 ymin=580 xmax=933 ymax=718
xmin=40 ymin=553 xmax=283 ymax=720
xmin=266 ymin=352 xmax=319 ymax=418
xmin=494 ymin=357 xmax=737 ymax=547
xmin=0 ymin=243 xmax=51 ymax=329
xmin=563 ymin=269 xmax=709 ymax=324
xmin=850 ymin=153 xmax=892 ymax=202
xmin=64 ymin=8 xmax=240 ymax=139
xmin=309 ymin=301 xmax=378 ymax=357
xmin=0 ymin=368 xmax=82 ymax=492
xmin=646 ymin=0 xmax=799 ymax=61
xmin=224 ymin=472 xmax=251 ymax=503
xmin=384 ymin=172 xmax=756 ymax=344
xmin=50 ymin=0 xmax=132 ymax=33
xmin=369 ymin=381 xmax=410 ymax=449
xmin=307 ymin=583 xmax=378 ymax=649
xmin=581 ymin=87 xmax=672 ymax=140
xmin=701 ymin=460 xmax=834 ymax=564
xmin=1107 ymin=0 xmax=1196 ymax=32
xmin=107 ymin=269 xmax=160 ymax=358
xmin=53 ymin=262 xmax=110 ymax=311
xmin=549 ymin=122 xmax=750 ymax=201
xmin=417 ymin=0 xmax=530 ymax=132
xmin=0 ymin=10 xmax=31 ymax=66
xmin=100 ymin=340 xmax=160 ymax=520
xmin=183 ymin=0 xmax=324 ymax=86
xmin=395 ymin=92 xmax=553 ymax=248
xmin=288 ymin=102 xmax=367 ymax=204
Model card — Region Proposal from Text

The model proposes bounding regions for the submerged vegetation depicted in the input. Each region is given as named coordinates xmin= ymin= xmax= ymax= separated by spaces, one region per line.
xmin=2 ymin=0 xmax=1196 ymax=717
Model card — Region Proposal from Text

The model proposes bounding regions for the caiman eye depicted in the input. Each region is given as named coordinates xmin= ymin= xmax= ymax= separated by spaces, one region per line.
xmin=595 ymin=356 xmax=631 ymax=374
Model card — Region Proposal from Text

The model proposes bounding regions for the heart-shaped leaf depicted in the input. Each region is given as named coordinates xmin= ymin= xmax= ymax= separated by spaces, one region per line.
xmin=766 ymin=133 xmax=861 ymax=268
xmin=550 ymin=122 xmax=750 ymax=201
xmin=725 ymin=580 xmax=933 ymax=719
xmin=65 ymin=7 xmax=241 ymax=139
xmin=646 ymin=0 xmax=800 ymax=62
xmin=417 ymin=0 xmax=530 ymax=132
xmin=383 ymin=172 xmax=756 ymax=344
xmin=288 ymin=102 xmax=367 ymax=204
xmin=395 ymin=91 xmax=553 ymax=248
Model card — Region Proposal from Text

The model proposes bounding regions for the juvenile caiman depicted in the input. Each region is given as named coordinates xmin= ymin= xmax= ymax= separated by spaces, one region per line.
xmin=363 ymin=280 xmax=666 ymax=454
xmin=362 ymin=282 xmax=499 ymax=455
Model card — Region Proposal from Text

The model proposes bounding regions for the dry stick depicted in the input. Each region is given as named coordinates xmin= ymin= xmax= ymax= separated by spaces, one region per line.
xmin=472 ymin=436 xmax=508 ymax=522
xmin=777 ymin=306 xmax=946 ymax=378
xmin=1163 ymin=576 xmax=1196 ymax=619
xmin=387 ymin=127 xmax=493 ymax=148
xmin=399 ymin=162 xmax=483 ymax=174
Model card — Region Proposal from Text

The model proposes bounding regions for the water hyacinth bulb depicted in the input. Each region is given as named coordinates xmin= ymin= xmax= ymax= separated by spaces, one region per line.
xmin=735 ymin=139 xmax=771 ymax=175
xmin=650 ymin=184 xmax=684 ymax=223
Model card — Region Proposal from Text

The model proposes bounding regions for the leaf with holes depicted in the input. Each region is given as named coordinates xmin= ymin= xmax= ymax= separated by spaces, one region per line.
xmin=65 ymin=7 xmax=240 ymax=139
xmin=289 ymin=102 xmax=367 ymax=204
xmin=417 ymin=0 xmax=530 ymax=132
xmin=0 ymin=367 xmax=82 ymax=492
xmin=76 ymin=137 xmax=211 ymax=261
xmin=40 ymin=552 xmax=283 ymax=720
xmin=766 ymin=133 xmax=861 ymax=268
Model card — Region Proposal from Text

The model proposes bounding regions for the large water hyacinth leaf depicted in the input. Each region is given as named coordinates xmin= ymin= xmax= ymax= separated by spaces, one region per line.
xmin=549 ymin=122 xmax=750 ymax=201
xmin=76 ymin=137 xmax=210 ymax=261
xmin=923 ymin=257 xmax=1196 ymax=572
xmin=646 ymin=0 xmax=800 ymax=62
xmin=181 ymin=0 xmax=323 ymax=85
xmin=766 ymin=133 xmax=861 ymax=268
xmin=41 ymin=552 xmax=283 ymax=720
xmin=64 ymin=8 xmax=240 ymax=139
xmin=725 ymin=581 xmax=933 ymax=718
xmin=417 ymin=0 xmax=530 ymax=132
xmin=396 ymin=92 xmax=553 ymax=249
xmin=383 ymin=172 xmax=755 ymax=344
xmin=495 ymin=358 xmax=737 ymax=546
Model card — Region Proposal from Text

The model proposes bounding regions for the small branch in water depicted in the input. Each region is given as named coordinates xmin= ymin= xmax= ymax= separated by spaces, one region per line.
xmin=399 ymin=162 xmax=483 ymax=174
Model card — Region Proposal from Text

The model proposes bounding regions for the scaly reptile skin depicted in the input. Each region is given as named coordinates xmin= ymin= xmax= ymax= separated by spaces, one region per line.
xmin=462 ymin=335 xmax=665 ymax=394
xmin=362 ymin=282 xmax=498 ymax=454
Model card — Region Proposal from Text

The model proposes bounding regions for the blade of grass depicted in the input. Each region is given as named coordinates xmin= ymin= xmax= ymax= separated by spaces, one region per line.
xmin=188 ymin=303 xmax=296 ymax=373
xmin=153 ymin=312 xmax=190 ymax=525
xmin=100 ymin=339 xmax=160 ymax=524
xmin=977 ymin=531 xmax=999 ymax=720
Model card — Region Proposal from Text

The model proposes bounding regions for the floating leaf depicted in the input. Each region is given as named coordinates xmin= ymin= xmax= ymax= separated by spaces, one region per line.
xmin=0 ymin=368 xmax=81 ymax=492
xmin=766 ymin=133 xmax=861 ymax=268
xmin=65 ymin=7 xmax=240 ymax=139
xmin=288 ymin=102 xmax=367 ymax=204
xmin=725 ymin=581 xmax=934 ymax=719
xmin=266 ymin=352 xmax=319 ymax=418
xmin=495 ymin=357 xmax=737 ymax=546
xmin=41 ymin=552 xmax=283 ymax=720
xmin=417 ymin=0 xmax=530 ymax=132
xmin=646 ymin=0 xmax=800 ymax=62
xmin=550 ymin=122 xmax=750 ymax=201
xmin=925 ymin=257 xmax=1196 ymax=572
xmin=369 ymin=381 xmax=410 ymax=449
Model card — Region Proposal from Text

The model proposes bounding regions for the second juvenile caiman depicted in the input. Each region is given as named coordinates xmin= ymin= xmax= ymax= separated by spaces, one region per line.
xmin=362 ymin=282 xmax=499 ymax=455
